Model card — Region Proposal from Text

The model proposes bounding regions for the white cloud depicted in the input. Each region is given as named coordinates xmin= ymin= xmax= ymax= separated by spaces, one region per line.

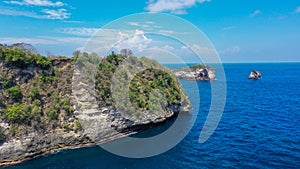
xmin=1 ymin=37 xmax=54 ymax=45
xmin=192 ymin=44 xmax=215 ymax=55
xmin=223 ymin=26 xmax=236 ymax=31
xmin=181 ymin=45 xmax=189 ymax=50
xmin=58 ymin=27 xmax=99 ymax=36
xmin=278 ymin=16 xmax=287 ymax=20
xmin=219 ymin=45 xmax=241 ymax=55
xmin=159 ymin=29 xmax=190 ymax=35
xmin=162 ymin=45 xmax=175 ymax=51
xmin=128 ymin=22 xmax=140 ymax=26
xmin=145 ymin=0 xmax=211 ymax=14
xmin=0 ymin=6 xmax=70 ymax=20
xmin=0 ymin=6 xmax=42 ymax=18
xmin=72 ymin=29 xmax=154 ymax=55
xmin=296 ymin=6 xmax=300 ymax=13
xmin=250 ymin=10 xmax=262 ymax=17
xmin=171 ymin=9 xmax=187 ymax=15
xmin=61 ymin=20 xmax=83 ymax=24
xmin=0 ymin=36 xmax=88 ymax=46
xmin=159 ymin=29 xmax=175 ymax=34
xmin=144 ymin=21 xmax=155 ymax=25
xmin=40 ymin=36 xmax=88 ymax=45
xmin=137 ymin=48 xmax=184 ymax=64
xmin=42 ymin=8 xmax=70 ymax=19
xmin=2 ymin=0 xmax=70 ymax=20
xmin=126 ymin=21 xmax=161 ymax=30
xmin=4 ymin=0 xmax=64 ymax=7
xmin=115 ymin=29 xmax=152 ymax=52
xmin=1 ymin=36 xmax=89 ymax=56
xmin=229 ymin=46 xmax=241 ymax=53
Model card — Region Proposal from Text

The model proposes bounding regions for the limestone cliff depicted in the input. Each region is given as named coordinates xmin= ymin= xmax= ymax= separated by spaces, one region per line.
xmin=0 ymin=45 xmax=191 ymax=166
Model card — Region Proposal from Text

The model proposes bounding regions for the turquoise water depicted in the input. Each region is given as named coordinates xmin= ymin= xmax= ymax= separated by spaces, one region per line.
xmin=3 ymin=63 xmax=300 ymax=169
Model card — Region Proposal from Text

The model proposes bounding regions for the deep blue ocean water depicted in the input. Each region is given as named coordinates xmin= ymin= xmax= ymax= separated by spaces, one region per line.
xmin=3 ymin=63 xmax=300 ymax=169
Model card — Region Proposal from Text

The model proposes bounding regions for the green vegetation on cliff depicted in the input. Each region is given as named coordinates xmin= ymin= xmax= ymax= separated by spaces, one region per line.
xmin=129 ymin=68 xmax=181 ymax=111
xmin=0 ymin=44 xmax=77 ymax=140
xmin=179 ymin=64 xmax=210 ymax=71
xmin=95 ymin=53 xmax=183 ymax=115
xmin=188 ymin=64 xmax=208 ymax=70
xmin=5 ymin=86 xmax=22 ymax=100
xmin=0 ymin=46 xmax=51 ymax=69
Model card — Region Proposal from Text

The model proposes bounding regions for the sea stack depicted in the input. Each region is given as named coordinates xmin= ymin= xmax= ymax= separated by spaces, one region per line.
xmin=248 ymin=70 xmax=262 ymax=80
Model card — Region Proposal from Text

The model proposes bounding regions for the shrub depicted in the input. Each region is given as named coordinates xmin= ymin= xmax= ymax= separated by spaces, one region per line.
xmin=31 ymin=106 xmax=42 ymax=121
xmin=0 ymin=47 xmax=32 ymax=68
xmin=95 ymin=55 xmax=182 ymax=113
xmin=5 ymin=103 xmax=31 ymax=124
xmin=46 ymin=109 xmax=58 ymax=120
xmin=6 ymin=86 xmax=22 ymax=100
xmin=32 ymin=99 xmax=41 ymax=106
xmin=60 ymin=98 xmax=71 ymax=112
xmin=51 ymin=93 xmax=61 ymax=109
xmin=75 ymin=120 xmax=83 ymax=130
xmin=40 ymin=74 xmax=56 ymax=83
xmin=0 ymin=76 xmax=11 ymax=89
xmin=29 ymin=87 xmax=39 ymax=100
xmin=128 ymin=68 xmax=181 ymax=112
xmin=188 ymin=64 xmax=207 ymax=70
xmin=0 ymin=45 xmax=53 ymax=68
xmin=63 ymin=122 xmax=72 ymax=132
xmin=9 ymin=124 xmax=16 ymax=136
xmin=2 ymin=79 xmax=10 ymax=89
xmin=35 ymin=55 xmax=51 ymax=69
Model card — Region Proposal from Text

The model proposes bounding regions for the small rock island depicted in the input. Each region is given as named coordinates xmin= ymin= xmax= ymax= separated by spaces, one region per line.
xmin=174 ymin=64 xmax=216 ymax=81
xmin=248 ymin=70 xmax=262 ymax=80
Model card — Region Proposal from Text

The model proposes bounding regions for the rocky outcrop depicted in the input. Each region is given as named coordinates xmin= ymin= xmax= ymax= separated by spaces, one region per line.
xmin=0 ymin=52 xmax=191 ymax=166
xmin=174 ymin=67 xmax=216 ymax=81
xmin=248 ymin=70 xmax=262 ymax=80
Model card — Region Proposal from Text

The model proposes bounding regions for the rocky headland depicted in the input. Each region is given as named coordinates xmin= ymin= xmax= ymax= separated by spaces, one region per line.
xmin=0 ymin=44 xmax=191 ymax=166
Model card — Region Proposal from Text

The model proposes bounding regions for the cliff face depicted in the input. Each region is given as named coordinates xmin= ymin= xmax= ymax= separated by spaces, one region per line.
xmin=0 ymin=56 xmax=84 ymax=165
xmin=0 ymin=47 xmax=191 ymax=166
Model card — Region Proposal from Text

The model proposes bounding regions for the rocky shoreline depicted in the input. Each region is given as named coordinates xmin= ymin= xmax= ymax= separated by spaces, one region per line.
xmin=0 ymin=108 xmax=186 ymax=167
xmin=0 ymin=92 xmax=191 ymax=167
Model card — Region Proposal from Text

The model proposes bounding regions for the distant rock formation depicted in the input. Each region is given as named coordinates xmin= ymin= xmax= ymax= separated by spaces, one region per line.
xmin=248 ymin=70 xmax=262 ymax=80
xmin=174 ymin=65 xmax=216 ymax=81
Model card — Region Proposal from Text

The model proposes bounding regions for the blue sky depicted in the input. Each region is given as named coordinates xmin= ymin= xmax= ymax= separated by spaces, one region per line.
xmin=0 ymin=0 xmax=299 ymax=62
